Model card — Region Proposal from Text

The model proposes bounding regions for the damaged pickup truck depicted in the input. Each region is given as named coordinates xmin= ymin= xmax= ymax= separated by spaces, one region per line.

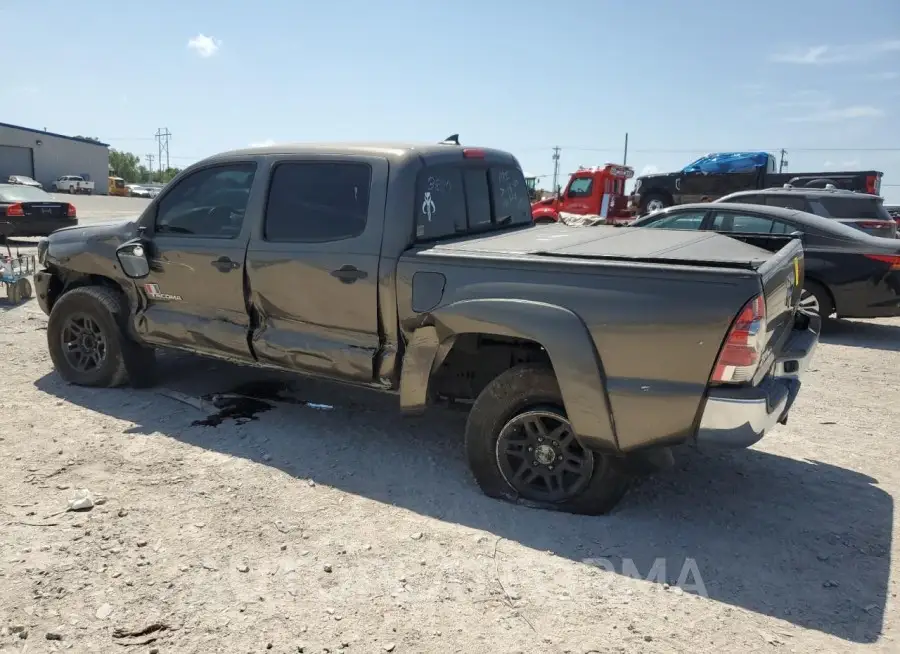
xmin=33 ymin=140 xmax=820 ymax=515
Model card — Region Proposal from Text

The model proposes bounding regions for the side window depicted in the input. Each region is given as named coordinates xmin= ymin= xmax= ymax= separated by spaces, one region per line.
xmin=567 ymin=178 xmax=592 ymax=198
xmin=644 ymin=211 xmax=706 ymax=230
xmin=489 ymin=166 xmax=532 ymax=225
xmin=415 ymin=167 xmax=466 ymax=239
xmin=155 ymin=163 xmax=256 ymax=238
xmin=712 ymin=211 xmax=780 ymax=233
xmin=264 ymin=162 xmax=371 ymax=242
xmin=765 ymin=195 xmax=807 ymax=210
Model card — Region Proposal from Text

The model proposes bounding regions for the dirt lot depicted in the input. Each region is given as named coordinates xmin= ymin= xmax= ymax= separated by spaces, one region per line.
xmin=0 ymin=199 xmax=898 ymax=652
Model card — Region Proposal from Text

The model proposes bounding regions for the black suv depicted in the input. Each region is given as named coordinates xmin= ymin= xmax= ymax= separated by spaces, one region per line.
xmin=717 ymin=187 xmax=897 ymax=239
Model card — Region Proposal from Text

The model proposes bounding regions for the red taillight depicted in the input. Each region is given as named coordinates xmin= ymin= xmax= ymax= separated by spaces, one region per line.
xmin=67 ymin=203 xmax=76 ymax=217
xmin=866 ymin=174 xmax=878 ymax=195
xmin=462 ymin=148 xmax=485 ymax=159
xmin=865 ymin=254 xmax=900 ymax=270
xmin=859 ymin=220 xmax=893 ymax=229
xmin=711 ymin=295 xmax=767 ymax=384
xmin=6 ymin=203 xmax=24 ymax=217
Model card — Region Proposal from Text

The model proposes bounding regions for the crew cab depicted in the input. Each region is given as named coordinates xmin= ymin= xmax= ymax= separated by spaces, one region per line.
xmin=52 ymin=175 xmax=95 ymax=195
xmin=33 ymin=140 xmax=820 ymax=515
xmin=629 ymin=152 xmax=882 ymax=215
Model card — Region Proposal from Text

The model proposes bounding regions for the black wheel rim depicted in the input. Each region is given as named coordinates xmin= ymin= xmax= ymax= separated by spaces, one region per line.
xmin=60 ymin=313 xmax=108 ymax=373
xmin=495 ymin=409 xmax=594 ymax=503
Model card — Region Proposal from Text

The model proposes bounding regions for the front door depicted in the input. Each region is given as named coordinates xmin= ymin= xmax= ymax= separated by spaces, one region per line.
xmin=245 ymin=157 xmax=387 ymax=384
xmin=134 ymin=161 xmax=261 ymax=361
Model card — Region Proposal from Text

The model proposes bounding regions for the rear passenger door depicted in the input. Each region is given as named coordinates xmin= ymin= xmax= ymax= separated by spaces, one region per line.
xmin=245 ymin=156 xmax=388 ymax=384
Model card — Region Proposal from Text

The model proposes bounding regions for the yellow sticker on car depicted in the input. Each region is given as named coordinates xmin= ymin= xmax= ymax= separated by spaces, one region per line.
xmin=793 ymin=257 xmax=800 ymax=285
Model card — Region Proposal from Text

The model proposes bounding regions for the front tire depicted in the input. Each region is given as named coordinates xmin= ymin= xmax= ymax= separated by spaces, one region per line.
xmin=465 ymin=364 xmax=631 ymax=515
xmin=640 ymin=192 xmax=670 ymax=215
xmin=47 ymin=286 xmax=155 ymax=388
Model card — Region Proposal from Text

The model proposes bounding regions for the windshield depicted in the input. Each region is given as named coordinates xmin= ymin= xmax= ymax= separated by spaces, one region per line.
xmin=414 ymin=163 xmax=532 ymax=241
xmin=0 ymin=185 xmax=53 ymax=202
xmin=809 ymin=196 xmax=892 ymax=221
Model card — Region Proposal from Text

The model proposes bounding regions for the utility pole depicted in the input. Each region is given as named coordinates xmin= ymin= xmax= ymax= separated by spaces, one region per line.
xmin=146 ymin=154 xmax=155 ymax=182
xmin=779 ymin=148 xmax=788 ymax=173
xmin=551 ymin=146 xmax=561 ymax=196
xmin=623 ymin=132 xmax=629 ymax=166
xmin=155 ymin=128 xmax=172 ymax=171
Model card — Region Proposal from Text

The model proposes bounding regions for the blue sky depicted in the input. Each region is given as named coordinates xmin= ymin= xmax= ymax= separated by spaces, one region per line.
xmin=3 ymin=0 xmax=900 ymax=201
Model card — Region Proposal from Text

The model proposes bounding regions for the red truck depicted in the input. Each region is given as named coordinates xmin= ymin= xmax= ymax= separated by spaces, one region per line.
xmin=531 ymin=164 xmax=634 ymax=225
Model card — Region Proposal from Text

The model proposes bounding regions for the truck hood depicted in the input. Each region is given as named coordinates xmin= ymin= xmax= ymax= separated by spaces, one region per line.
xmin=419 ymin=224 xmax=775 ymax=269
xmin=47 ymin=217 xmax=139 ymax=246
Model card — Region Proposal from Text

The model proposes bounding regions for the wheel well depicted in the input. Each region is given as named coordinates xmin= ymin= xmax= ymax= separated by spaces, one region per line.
xmin=428 ymin=333 xmax=554 ymax=404
xmin=640 ymin=189 xmax=672 ymax=207
xmin=46 ymin=271 xmax=124 ymax=313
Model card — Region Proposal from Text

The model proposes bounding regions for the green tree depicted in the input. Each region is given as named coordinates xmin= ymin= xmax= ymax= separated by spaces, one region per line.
xmin=108 ymin=149 xmax=142 ymax=182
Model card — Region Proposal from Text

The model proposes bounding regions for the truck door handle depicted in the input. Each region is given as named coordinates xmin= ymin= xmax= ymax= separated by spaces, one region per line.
xmin=330 ymin=265 xmax=368 ymax=283
xmin=211 ymin=256 xmax=240 ymax=272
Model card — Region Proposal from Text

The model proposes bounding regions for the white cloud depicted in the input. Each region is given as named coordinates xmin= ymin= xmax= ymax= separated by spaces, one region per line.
xmin=867 ymin=71 xmax=899 ymax=81
xmin=785 ymin=105 xmax=885 ymax=122
xmin=771 ymin=40 xmax=900 ymax=65
xmin=639 ymin=165 xmax=660 ymax=176
xmin=187 ymin=33 xmax=221 ymax=58
xmin=249 ymin=139 xmax=276 ymax=148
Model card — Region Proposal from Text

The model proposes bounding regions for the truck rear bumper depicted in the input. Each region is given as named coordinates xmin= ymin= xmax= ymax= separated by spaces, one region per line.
xmin=696 ymin=310 xmax=820 ymax=449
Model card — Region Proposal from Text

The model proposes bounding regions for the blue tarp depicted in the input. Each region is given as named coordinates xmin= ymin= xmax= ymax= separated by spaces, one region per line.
xmin=681 ymin=152 xmax=775 ymax=174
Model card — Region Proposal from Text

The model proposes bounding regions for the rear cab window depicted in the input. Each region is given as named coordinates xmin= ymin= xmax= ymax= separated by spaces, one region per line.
xmin=808 ymin=196 xmax=892 ymax=221
xmin=414 ymin=161 xmax=532 ymax=241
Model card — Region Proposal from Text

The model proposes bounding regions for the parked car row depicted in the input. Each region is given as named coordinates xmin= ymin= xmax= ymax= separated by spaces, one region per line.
xmin=630 ymin=200 xmax=900 ymax=320
xmin=32 ymin=138 xmax=819 ymax=516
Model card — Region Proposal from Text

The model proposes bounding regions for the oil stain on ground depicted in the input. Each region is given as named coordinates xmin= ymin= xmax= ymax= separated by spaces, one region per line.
xmin=191 ymin=379 xmax=334 ymax=427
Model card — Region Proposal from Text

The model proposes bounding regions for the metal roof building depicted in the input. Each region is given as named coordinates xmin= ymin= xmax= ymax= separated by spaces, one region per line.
xmin=0 ymin=122 xmax=110 ymax=194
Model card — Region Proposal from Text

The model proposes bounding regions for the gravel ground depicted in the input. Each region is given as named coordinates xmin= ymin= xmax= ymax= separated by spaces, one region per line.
xmin=0 ymin=198 xmax=898 ymax=652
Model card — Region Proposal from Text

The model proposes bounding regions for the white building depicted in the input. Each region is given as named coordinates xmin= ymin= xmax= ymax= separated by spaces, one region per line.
xmin=0 ymin=122 xmax=110 ymax=194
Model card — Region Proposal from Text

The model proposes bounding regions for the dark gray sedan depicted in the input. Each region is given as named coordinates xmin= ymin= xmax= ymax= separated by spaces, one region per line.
xmin=630 ymin=202 xmax=900 ymax=319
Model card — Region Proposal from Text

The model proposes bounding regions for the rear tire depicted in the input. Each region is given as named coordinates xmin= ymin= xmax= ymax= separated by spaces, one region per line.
xmin=465 ymin=364 xmax=631 ymax=515
xmin=47 ymin=286 xmax=156 ymax=388
xmin=799 ymin=280 xmax=834 ymax=318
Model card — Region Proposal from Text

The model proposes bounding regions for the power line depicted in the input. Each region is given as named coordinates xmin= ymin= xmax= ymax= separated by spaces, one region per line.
xmin=551 ymin=146 xmax=561 ymax=196
xmin=155 ymin=128 xmax=172 ymax=170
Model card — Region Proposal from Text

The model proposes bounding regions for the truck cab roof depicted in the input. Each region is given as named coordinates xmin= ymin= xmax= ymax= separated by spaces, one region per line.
xmin=205 ymin=142 xmax=521 ymax=167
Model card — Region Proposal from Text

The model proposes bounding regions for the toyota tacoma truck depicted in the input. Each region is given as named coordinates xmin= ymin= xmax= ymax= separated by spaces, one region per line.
xmin=32 ymin=140 xmax=820 ymax=515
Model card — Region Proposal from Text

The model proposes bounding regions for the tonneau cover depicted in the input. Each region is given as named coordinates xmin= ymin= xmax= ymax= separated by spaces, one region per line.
xmin=422 ymin=225 xmax=775 ymax=270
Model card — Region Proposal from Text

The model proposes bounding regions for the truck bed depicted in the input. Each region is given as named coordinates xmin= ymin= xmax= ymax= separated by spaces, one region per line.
xmin=419 ymin=224 xmax=779 ymax=270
